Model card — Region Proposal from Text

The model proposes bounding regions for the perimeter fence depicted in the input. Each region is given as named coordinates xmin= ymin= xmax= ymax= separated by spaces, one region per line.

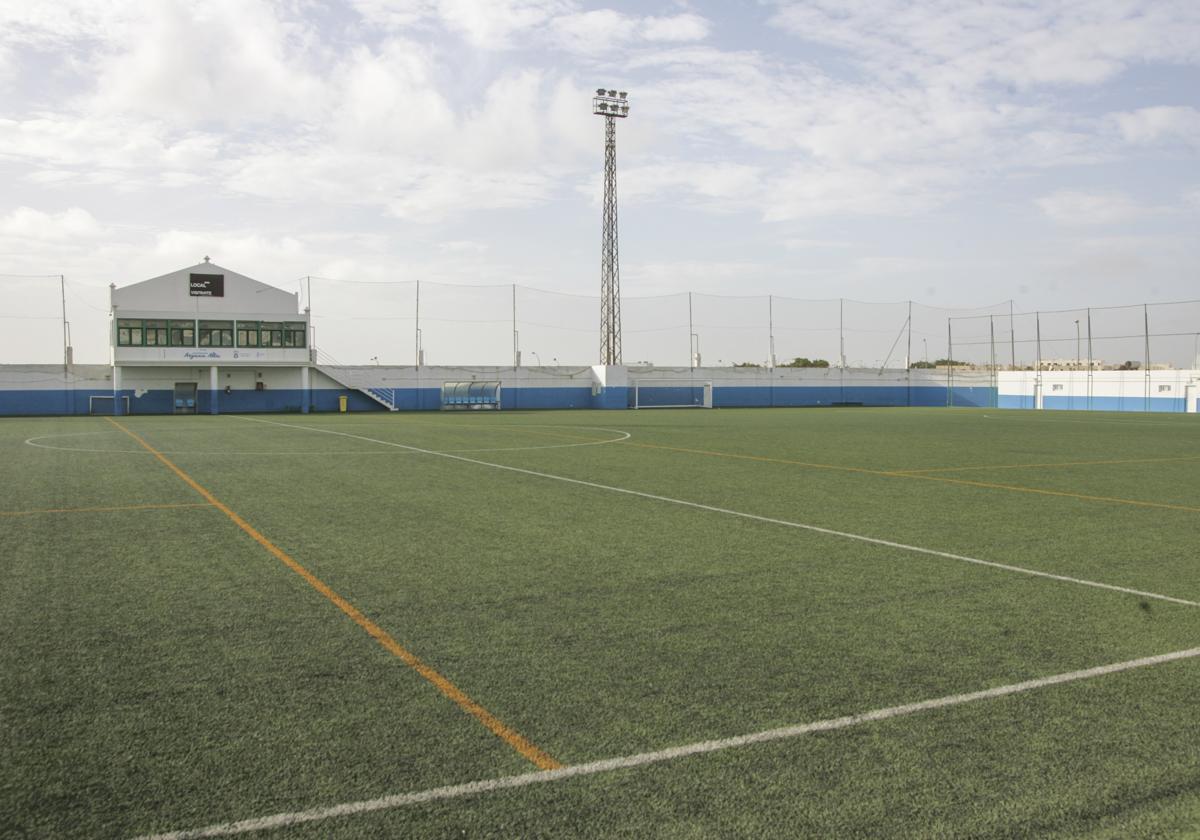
xmin=308 ymin=278 xmax=1020 ymax=369
xmin=948 ymin=301 xmax=1200 ymax=372
xmin=3 ymin=271 xmax=1199 ymax=371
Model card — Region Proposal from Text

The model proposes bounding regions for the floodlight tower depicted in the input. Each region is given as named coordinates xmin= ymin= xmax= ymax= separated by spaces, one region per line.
xmin=593 ymin=88 xmax=629 ymax=365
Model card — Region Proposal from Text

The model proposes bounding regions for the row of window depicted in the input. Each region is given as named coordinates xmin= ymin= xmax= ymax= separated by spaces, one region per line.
xmin=116 ymin=319 xmax=307 ymax=348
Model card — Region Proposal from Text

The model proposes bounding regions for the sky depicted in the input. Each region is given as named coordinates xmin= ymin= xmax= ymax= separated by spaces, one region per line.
xmin=1 ymin=0 xmax=1197 ymax=367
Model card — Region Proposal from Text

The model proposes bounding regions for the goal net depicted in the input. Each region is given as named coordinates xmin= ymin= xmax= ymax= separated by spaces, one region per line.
xmin=632 ymin=379 xmax=713 ymax=409
xmin=88 ymin=395 xmax=130 ymax=416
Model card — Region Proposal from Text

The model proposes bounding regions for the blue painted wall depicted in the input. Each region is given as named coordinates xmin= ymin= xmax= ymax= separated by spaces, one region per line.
xmin=0 ymin=383 xmax=1190 ymax=415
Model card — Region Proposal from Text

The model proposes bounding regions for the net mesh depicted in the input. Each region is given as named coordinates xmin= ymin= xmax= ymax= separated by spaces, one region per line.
xmin=4 ymin=270 xmax=1199 ymax=371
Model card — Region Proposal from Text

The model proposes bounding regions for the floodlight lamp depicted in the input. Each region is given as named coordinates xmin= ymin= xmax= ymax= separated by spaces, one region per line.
xmin=598 ymin=102 xmax=608 ymax=111
xmin=607 ymin=89 xmax=616 ymax=96
xmin=596 ymin=88 xmax=606 ymax=95
xmin=618 ymin=91 xmax=627 ymax=99
xmin=621 ymin=104 xmax=629 ymax=113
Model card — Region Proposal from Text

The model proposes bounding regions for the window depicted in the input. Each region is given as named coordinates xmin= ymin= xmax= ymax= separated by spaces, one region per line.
xmin=169 ymin=320 xmax=195 ymax=347
xmin=144 ymin=319 xmax=168 ymax=347
xmin=236 ymin=321 xmax=259 ymax=347
xmin=1051 ymin=384 xmax=1064 ymax=391
xmin=260 ymin=321 xmax=283 ymax=348
xmin=284 ymin=322 xmax=306 ymax=348
xmin=1158 ymin=385 xmax=1172 ymax=393
xmin=117 ymin=318 xmax=139 ymax=346
xmin=198 ymin=320 xmax=233 ymax=347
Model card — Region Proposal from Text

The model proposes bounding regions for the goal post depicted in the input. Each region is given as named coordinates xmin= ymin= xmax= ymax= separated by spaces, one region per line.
xmin=441 ymin=380 xmax=502 ymax=410
xmin=632 ymin=379 xmax=713 ymax=409
xmin=88 ymin=395 xmax=130 ymax=416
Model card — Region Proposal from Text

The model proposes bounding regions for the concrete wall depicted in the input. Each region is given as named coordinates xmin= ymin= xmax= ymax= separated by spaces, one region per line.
xmin=2 ymin=364 xmax=1196 ymax=416
xmin=998 ymin=370 xmax=1199 ymax=412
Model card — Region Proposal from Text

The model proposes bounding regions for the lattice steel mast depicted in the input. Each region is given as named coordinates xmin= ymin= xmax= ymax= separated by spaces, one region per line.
xmin=593 ymin=88 xmax=629 ymax=365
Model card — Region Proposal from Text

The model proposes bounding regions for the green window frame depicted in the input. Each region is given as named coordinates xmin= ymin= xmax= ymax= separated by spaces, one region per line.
xmin=198 ymin=320 xmax=233 ymax=347
xmin=260 ymin=321 xmax=283 ymax=348
xmin=143 ymin=319 xmax=168 ymax=347
xmin=236 ymin=321 xmax=260 ymax=348
xmin=169 ymin=320 xmax=195 ymax=347
xmin=117 ymin=318 xmax=143 ymax=346
xmin=284 ymin=322 xmax=306 ymax=348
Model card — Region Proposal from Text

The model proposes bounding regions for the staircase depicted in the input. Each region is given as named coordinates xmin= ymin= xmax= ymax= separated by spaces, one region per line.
xmin=315 ymin=364 xmax=400 ymax=411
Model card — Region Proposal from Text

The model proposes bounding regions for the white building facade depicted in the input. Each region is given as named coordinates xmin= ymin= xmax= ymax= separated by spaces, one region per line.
xmin=110 ymin=260 xmax=313 ymax=414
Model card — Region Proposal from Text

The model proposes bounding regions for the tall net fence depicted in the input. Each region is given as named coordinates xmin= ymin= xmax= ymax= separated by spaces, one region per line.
xmin=949 ymin=301 xmax=1200 ymax=372
xmin=5 ymin=269 xmax=1199 ymax=371
xmin=310 ymin=279 xmax=1024 ymax=369
xmin=0 ymin=274 xmax=71 ymax=366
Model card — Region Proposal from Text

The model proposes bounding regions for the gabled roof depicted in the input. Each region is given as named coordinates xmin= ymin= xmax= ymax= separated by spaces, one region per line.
xmin=113 ymin=260 xmax=300 ymax=316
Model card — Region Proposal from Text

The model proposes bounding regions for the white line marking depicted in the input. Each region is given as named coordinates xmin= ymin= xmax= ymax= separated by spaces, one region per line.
xmin=133 ymin=645 xmax=1200 ymax=839
xmin=234 ymin=416 xmax=1200 ymax=609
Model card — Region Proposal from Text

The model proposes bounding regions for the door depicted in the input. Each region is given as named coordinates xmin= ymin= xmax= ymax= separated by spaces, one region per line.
xmin=174 ymin=382 xmax=197 ymax=415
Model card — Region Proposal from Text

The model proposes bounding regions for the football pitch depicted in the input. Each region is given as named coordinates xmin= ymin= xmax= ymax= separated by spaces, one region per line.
xmin=2 ymin=407 xmax=1199 ymax=838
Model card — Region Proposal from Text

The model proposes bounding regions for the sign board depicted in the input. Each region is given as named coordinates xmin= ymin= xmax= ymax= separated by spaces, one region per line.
xmin=189 ymin=273 xmax=225 ymax=297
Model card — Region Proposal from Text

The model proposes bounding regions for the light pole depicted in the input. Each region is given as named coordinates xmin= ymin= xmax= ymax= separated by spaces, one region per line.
xmin=1074 ymin=319 xmax=1080 ymax=367
xmin=593 ymin=88 xmax=629 ymax=366
xmin=923 ymin=338 xmax=928 ymax=363
xmin=1194 ymin=333 xmax=1199 ymax=370
xmin=531 ymin=351 xmax=542 ymax=366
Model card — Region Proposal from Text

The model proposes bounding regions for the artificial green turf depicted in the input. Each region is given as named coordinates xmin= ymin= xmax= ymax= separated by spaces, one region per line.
xmin=1 ymin=408 xmax=1198 ymax=838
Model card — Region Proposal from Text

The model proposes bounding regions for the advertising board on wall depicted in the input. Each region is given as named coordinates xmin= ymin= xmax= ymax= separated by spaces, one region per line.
xmin=189 ymin=274 xmax=225 ymax=297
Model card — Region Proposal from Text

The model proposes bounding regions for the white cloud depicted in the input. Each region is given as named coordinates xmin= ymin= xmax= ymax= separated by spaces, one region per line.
xmin=0 ymin=206 xmax=103 ymax=240
xmin=769 ymin=1 xmax=1200 ymax=90
xmin=89 ymin=0 xmax=326 ymax=124
xmin=597 ymin=160 xmax=763 ymax=209
xmin=1035 ymin=190 xmax=1147 ymax=225
xmin=386 ymin=168 xmax=555 ymax=221
xmin=549 ymin=10 xmax=710 ymax=55
xmin=641 ymin=14 xmax=710 ymax=42
xmin=1113 ymin=106 xmax=1200 ymax=146
xmin=763 ymin=164 xmax=959 ymax=221
xmin=332 ymin=41 xmax=456 ymax=153
xmin=355 ymin=0 xmax=572 ymax=48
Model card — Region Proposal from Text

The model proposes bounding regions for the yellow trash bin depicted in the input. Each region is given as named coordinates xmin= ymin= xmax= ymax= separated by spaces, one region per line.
xmin=338 ymin=395 xmax=348 ymax=413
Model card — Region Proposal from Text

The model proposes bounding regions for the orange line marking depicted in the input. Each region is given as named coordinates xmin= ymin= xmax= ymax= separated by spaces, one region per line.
xmin=625 ymin=440 xmax=1200 ymax=514
xmin=0 ymin=502 xmax=211 ymax=517
xmin=106 ymin=418 xmax=562 ymax=771
xmin=893 ymin=454 xmax=1200 ymax=475
xmin=891 ymin=472 xmax=1200 ymax=514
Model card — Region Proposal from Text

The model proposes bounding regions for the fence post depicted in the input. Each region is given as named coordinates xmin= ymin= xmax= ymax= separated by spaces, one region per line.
xmin=1009 ymin=300 xmax=1016 ymax=370
xmin=907 ymin=300 xmax=912 ymax=407
xmin=1086 ymin=307 xmax=1093 ymax=411
xmin=990 ymin=314 xmax=997 ymax=408
xmin=1144 ymin=303 xmax=1151 ymax=411
xmin=946 ymin=318 xmax=953 ymax=406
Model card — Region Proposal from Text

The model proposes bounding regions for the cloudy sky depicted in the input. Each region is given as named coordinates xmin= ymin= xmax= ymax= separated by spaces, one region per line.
xmin=1 ymin=0 xmax=1197 ymax=366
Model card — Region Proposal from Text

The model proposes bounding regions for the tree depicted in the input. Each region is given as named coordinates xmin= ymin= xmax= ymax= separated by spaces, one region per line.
xmin=781 ymin=357 xmax=830 ymax=368
xmin=909 ymin=360 xmax=935 ymax=369
xmin=734 ymin=361 xmax=762 ymax=368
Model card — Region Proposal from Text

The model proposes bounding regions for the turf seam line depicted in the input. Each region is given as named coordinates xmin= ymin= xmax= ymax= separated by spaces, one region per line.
xmin=103 ymin=418 xmax=562 ymax=772
xmin=232 ymin=416 xmax=1200 ymax=609
xmin=0 ymin=502 xmax=212 ymax=517
xmin=131 ymin=645 xmax=1200 ymax=840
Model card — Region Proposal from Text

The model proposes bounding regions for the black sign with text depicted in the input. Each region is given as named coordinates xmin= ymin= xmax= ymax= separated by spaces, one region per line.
xmin=189 ymin=273 xmax=224 ymax=297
